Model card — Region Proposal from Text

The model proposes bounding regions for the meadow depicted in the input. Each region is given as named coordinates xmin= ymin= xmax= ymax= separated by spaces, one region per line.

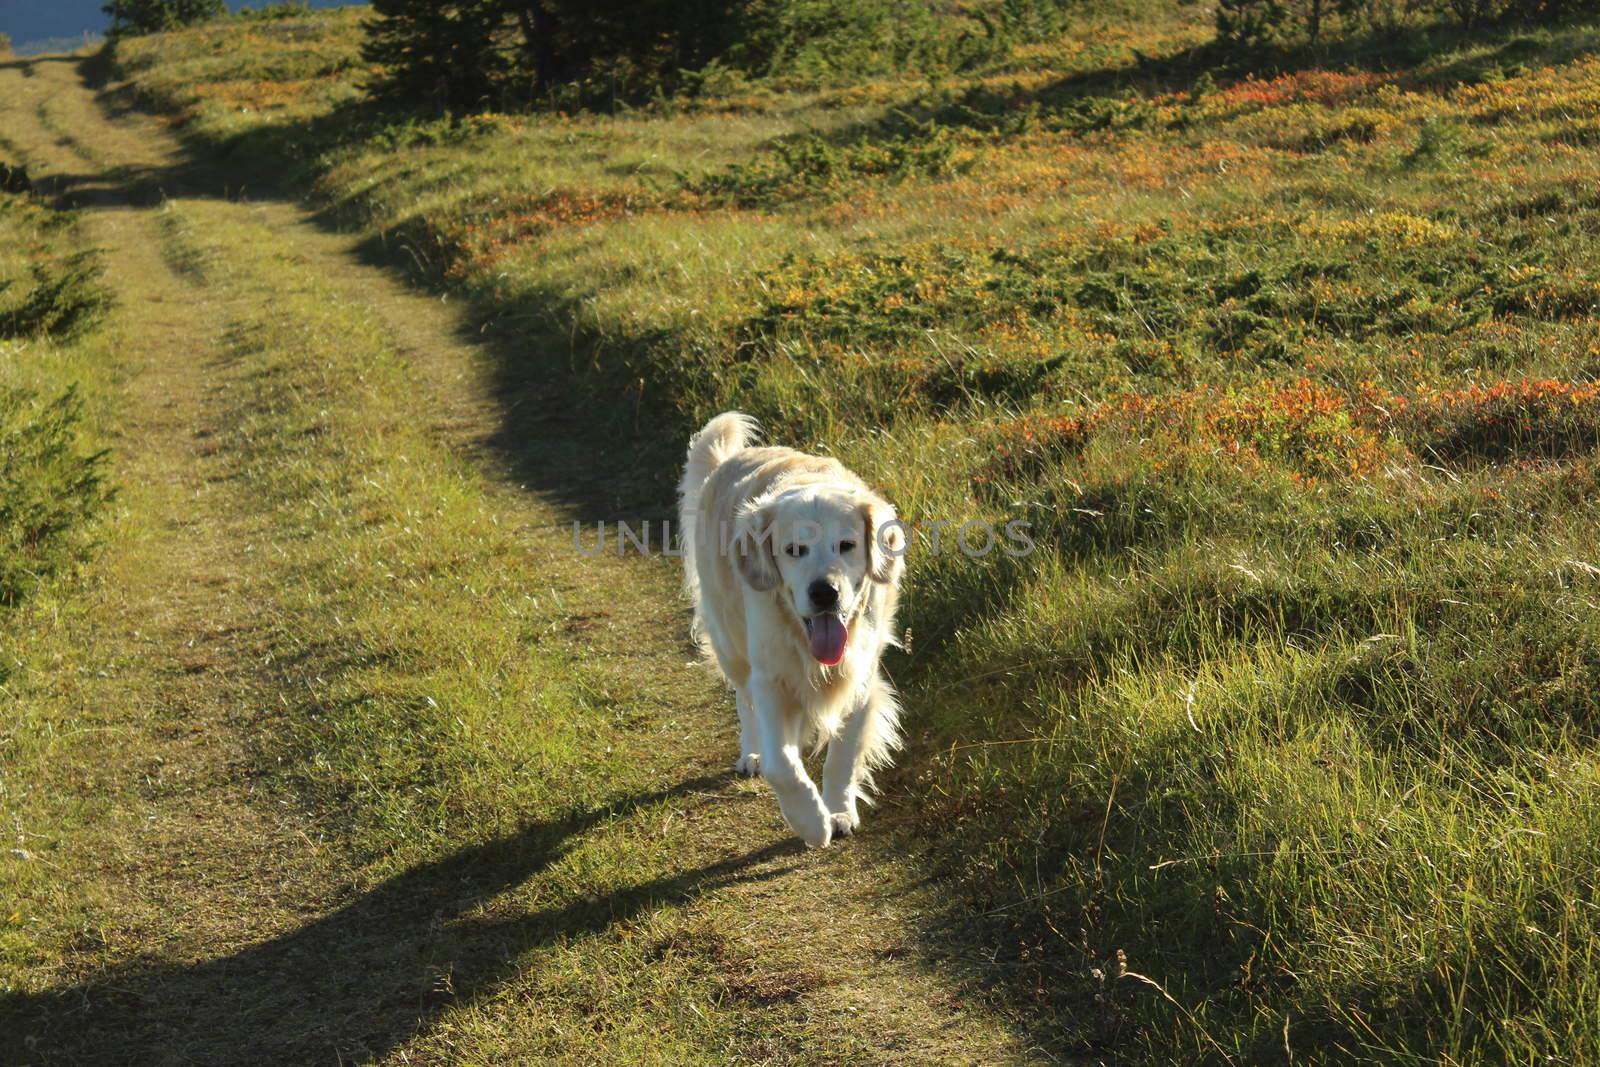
xmin=97 ymin=2 xmax=1600 ymax=1060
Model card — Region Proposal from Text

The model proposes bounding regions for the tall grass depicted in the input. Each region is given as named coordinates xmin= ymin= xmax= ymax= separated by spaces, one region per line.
xmin=109 ymin=3 xmax=1600 ymax=1058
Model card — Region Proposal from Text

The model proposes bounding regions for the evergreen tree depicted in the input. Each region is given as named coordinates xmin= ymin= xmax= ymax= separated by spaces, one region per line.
xmin=1214 ymin=0 xmax=1290 ymax=45
xmin=103 ymin=0 xmax=226 ymax=36
xmin=363 ymin=0 xmax=750 ymax=109
xmin=361 ymin=0 xmax=1078 ymax=114
xmin=363 ymin=0 xmax=520 ymax=110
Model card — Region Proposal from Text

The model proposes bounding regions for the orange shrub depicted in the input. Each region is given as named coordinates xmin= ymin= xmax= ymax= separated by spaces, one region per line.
xmin=1210 ymin=69 xmax=1394 ymax=109
xmin=445 ymin=190 xmax=645 ymax=276
xmin=1373 ymin=378 xmax=1600 ymax=462
xmin=990 ymin=378 xmax=1390 ymax=482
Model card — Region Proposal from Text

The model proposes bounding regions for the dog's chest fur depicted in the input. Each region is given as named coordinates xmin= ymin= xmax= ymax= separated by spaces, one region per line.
xmin=761 ymin=594 xmax=885 ymax=743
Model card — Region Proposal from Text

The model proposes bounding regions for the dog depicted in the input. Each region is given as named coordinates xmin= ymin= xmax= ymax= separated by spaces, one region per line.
xmin=679 ymin=412 xmax=905 ymax=847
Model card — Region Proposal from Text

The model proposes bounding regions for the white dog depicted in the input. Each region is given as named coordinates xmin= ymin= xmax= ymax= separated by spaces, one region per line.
xmin=679 ymin=412 xmax=905 ymax=847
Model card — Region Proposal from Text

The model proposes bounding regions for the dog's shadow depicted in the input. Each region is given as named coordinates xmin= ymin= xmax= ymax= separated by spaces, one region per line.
xmin=2 ymin=772 xmax=799 ymax=1066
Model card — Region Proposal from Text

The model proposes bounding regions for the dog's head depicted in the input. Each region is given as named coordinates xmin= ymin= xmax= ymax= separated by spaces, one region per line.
xmin=733 ymin=486 xmax=903 ymax=666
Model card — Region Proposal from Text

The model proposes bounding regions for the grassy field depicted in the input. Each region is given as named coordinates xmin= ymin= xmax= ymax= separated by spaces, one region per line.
xmin=0 ymin=162 xmax=119 ymax=981
xmin=47 ymin=1 xmax=1600 ymax=1060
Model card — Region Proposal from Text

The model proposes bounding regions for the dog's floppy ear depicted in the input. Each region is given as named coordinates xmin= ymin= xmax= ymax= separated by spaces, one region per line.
xmin=860 ymin=494 xmax=904 ymax=585
xmin=734 ymin=501 xmax=779 ymax=591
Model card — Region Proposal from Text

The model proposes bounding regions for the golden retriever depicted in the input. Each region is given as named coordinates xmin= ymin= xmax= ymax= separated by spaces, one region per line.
xmin=679 ymin=413 xmax=904 ymax=847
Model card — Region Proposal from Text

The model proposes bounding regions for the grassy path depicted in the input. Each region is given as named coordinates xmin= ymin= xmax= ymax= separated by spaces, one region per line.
xmin=0 ymin=54 xmax=1034 ymax=1065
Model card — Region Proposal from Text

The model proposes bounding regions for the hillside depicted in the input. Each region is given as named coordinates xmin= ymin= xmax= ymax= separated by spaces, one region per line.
xmin=7 ymin=1 xmax=1600 ymax=1062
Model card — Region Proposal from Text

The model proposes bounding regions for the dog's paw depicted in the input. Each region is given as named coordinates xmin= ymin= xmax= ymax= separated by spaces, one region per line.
xmin=799 ymin=822 xmax=833 ymax=849
xmin=829 ymin=812 xmax=858 ymax=839
xmin=734 ymin=753 xmax=760 ymax=777
xmin=785 ymin=805 xmax=832 ymax=848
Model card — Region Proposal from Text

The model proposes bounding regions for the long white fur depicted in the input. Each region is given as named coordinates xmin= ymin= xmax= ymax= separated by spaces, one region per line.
xmin=678 ymin=412 xmax=904 ymax=847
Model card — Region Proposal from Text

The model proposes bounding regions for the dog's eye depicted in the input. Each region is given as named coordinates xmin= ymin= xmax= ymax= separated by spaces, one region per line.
xmin=838 ymin=540 xmax=857 ymax=553
xmin=785 ymin=544 xmax=808 ymax=558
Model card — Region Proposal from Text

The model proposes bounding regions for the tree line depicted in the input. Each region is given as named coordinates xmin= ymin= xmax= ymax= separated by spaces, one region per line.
xmin=360 ymin=0 xmax=1090 ymax=111
xmin=105 ymin=0 xmax=1600 ymax=111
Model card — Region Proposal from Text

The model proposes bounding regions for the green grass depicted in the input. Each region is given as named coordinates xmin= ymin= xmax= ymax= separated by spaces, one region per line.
xmin=0 ymin=185 xmax=119 ymax=989
xmin=3 ymin=53 xmax=1035 ymax=1063
xmin=152 ymin=199 xmax=637 ymax=861
xmin=99 ymin=3 xmax=1600 ymax=1061
xmin=139 ymin=192 xmax=765 ymax=1064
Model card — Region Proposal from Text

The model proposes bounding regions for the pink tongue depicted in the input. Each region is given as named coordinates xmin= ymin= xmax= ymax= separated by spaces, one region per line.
xmin=809 ymin=616 xmax=848 ymax=665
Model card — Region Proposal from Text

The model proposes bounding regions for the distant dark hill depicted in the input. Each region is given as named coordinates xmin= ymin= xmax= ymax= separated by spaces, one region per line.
xmin=1 ymin=2 xmax=357 ymax=53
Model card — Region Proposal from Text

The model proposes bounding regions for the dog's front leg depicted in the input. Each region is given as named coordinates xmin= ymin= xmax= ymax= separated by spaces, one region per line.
xmin=822 ymin=678 xmax=889 ymax=837
xmin=733 ymin=687 xmax=759 ymax=777
xmin=750 ymin=673 xmax=831 ymax=847
xmin=820 ymin=714 xmax=868 ymax=839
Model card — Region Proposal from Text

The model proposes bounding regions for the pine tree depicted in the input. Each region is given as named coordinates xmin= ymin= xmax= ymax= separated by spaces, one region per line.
xmin=103 ymin=0 xmax=226 ymax=36
xmin=1214 ymin=0 xmax=1291 ymax=45
xmin=363 ymin=0 xmax=519 ymax=111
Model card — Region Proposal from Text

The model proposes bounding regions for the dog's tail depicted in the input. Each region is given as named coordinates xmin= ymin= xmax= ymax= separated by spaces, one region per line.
xmin=678 ymin=412 xmax=758 ymax=616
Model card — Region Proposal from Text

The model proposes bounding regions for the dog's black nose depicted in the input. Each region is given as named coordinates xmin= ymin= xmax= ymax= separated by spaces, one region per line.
xmin=808 ymin=580 xmax=839 ymax=610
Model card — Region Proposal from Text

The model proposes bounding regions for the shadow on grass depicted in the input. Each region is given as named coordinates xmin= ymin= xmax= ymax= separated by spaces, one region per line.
xmin=872 ymin=748 xmax=1267 ymax=1062
xmin=2 ymin=772 xmax=802 ymax=1065
xmin=0 ymin=54 xmax=83 ymax=74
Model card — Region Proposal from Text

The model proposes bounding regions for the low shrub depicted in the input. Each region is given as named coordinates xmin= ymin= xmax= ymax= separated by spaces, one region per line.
xmin=1376 ymin=377 xmax=1600 ymax=461
xmin=689 ymin=124 xmax=964 ymax=206
xmin=0 ymin=162 xmax=29 ymax=194
xmin=236 ymin=1 xmax=313 ymax=20
xmin=990 ymin=378 xmax=1392 ymax=482
xmin=0 ymin=251 xmax=114 ymax=340
xmin=0 ymin=386 xmax=113 ymax=607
